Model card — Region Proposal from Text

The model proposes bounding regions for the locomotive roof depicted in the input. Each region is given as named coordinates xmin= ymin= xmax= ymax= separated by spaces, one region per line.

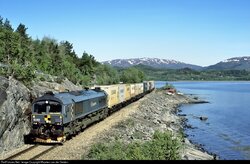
xmin=33 ymin=89 xmax=106 ymax=105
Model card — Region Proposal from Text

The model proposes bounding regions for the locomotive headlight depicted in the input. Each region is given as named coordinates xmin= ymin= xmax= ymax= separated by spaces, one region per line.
xmin=55 ymin=117 xmax=62 ymax=125
xmin=32 ymin=115 xmax=35 ymax=118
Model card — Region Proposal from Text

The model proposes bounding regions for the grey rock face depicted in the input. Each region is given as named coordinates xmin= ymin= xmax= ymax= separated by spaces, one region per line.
xmin=0 ymin=76 xmax=82 ymax=155
xmin=0 ymin=77 xmax=31 ymax=154
xmin=0 ymin=77 xmax=8 ymax=107
xmin=31 ymin=78 xmax=82 ymax=99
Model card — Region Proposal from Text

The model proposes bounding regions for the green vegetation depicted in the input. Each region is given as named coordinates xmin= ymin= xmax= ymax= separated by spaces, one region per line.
xmin=0 ymin=16 xmax=145 ymax=86
xmin=159 ymin=82 xmax=175 ymax=90
xmin=132 ymin=65 xmax=250 ymax=81
xmin=113 ymin=118 xmax=136 ymax=130
xmin=119 ymin=67 xmax=145 ymax=83
xmin=83 ymin=130 xmax=182 ymax=160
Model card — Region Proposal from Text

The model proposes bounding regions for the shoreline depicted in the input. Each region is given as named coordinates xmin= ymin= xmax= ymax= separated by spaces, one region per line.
xmin=177 ymin=93 xmax=219 ymax=160
xmin=172 ymin=92 xmax=218 ymax=160
xmin=82 ymin=89 xmax=217 ymax=160
xmin=177 ymin=106 xmax=219 ymax=160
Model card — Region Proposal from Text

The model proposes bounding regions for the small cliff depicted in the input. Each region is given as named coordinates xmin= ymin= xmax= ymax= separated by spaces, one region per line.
xmin=0 ymin=76 xmax=82 ymax=155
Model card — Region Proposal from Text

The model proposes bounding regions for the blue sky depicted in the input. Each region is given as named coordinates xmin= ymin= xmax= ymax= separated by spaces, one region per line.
xmin=1 ymin=0 xmax=250 ymax=66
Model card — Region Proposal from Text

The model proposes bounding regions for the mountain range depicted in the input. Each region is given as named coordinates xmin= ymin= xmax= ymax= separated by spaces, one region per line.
xmin=101 ymin=56 xmax=250 ymax=71
xmin=205 ymin=57 xmax=250 ymax=71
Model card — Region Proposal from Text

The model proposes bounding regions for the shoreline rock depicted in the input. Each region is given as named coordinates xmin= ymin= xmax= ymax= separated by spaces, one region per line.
xmin=177 ymin=92 xmax=219 ymax=160
xmin=85 ymin=89 xmax=216 ymax=160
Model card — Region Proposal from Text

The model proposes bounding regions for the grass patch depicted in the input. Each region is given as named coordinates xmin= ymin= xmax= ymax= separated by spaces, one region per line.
xmin=114 ymin=118 xmax=135 ymax=129
xmin=83 ymin=130 xmax=182 ymax=160
xmin=132 ymin=131 xmax=144 ymax=140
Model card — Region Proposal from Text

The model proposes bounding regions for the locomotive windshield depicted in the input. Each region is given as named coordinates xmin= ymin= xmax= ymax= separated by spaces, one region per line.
xmin=33 ymin=101 xmax=62 ymax=114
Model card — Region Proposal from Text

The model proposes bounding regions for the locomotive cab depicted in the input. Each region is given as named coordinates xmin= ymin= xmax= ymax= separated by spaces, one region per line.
xmin=33 ymin=101 xmax=62 ymax=113
xmin=30 ymin=98 xmax=66 ymax=143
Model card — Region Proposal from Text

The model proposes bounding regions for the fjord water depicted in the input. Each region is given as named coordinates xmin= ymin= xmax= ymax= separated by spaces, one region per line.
xmin=155 ymin=81 xmax=250 ymax=160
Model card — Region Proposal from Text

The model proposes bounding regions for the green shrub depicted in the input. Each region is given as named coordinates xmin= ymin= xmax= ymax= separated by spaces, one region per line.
xmin=83 ymin=130 xmax=181 ymax=160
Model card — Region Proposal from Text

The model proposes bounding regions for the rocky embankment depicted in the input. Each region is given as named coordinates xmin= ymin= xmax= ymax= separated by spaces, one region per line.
xmin=84 ymin=89 xmax=215 ymax=160
xmin=0 ymin=76 xmax=82 ymax=156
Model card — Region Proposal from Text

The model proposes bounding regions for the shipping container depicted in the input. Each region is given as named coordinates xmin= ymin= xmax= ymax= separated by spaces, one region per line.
xmin=94 ymin=85 xmax=119 ymax=108
xmin=143 ymin=81 xmax=150 ymax=93
xmin=118 ymin=84 xmax=125 ymax=104
xmin=148 ymin=81 xmax=155 ymax=90
xmin=124 ymin=84 xmax=131 ymax=101
xmin=135 ymin=83 xmax=144 ymax=95
xmin=130 ymin=84 xmax=136 ymax=98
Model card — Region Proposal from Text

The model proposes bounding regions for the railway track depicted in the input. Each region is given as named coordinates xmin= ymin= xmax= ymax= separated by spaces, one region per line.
xmin=4 ymin=144 xmax=59 ymax=160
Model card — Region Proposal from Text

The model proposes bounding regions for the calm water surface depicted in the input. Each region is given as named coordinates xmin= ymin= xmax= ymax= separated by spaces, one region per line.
xmin=155 ymin=81 xmax=250 ymax=160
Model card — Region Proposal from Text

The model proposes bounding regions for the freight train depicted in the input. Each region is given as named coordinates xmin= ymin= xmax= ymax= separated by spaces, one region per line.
xmin=28 ymin=81 xmax=155 ymax=144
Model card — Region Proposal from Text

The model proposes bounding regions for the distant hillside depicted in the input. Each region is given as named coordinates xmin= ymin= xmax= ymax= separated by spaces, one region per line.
xmin=102 ymin=58 xmax=203 ymax=70
xmin=205 ymin=56 xmax=250 ymax=71
xmin=129 ymin=64 xmax=250 ymax=81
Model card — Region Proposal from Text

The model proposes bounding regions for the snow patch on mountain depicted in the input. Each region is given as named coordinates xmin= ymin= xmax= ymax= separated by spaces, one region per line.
xmin=101 ymin=58 xmax=202 ymax=70
xmin=222 ymin=56 xmax=250 ymax=63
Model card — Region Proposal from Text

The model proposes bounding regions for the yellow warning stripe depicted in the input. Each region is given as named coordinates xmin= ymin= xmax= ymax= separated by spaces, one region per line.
xmin=44 ymin=115 xmax=51 ymax=123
